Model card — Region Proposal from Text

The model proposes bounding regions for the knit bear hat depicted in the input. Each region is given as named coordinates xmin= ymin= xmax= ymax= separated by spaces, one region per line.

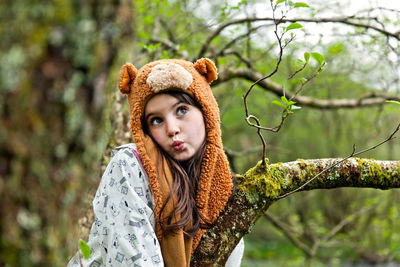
xmin=118 ymin=58 xmax=232 ymax=249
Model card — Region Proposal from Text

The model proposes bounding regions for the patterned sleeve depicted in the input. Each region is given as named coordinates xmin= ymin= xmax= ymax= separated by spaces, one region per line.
xmin=67 ymin=145 xmax=164 ymax=267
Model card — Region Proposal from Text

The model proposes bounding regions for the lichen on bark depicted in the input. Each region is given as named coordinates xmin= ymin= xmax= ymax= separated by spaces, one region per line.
xmin=192 ymin=158 xmax=400 ymax=266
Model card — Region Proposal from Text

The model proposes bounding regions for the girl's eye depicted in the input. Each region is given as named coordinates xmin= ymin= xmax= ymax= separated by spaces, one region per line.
xmin=176 ymin=106 xmax=188 ymax=116
xmin=150 ymin=117 xmax=162 ymax=126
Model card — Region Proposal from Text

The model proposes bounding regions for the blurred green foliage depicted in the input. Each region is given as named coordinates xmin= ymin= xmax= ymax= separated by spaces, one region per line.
xmin=0 ymin=0 xmax=399 ymax=266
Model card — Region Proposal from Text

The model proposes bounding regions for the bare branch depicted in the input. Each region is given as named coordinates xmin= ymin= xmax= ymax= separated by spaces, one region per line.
xmin=321 ymin=205 xmax=373 ymax=244
xmin=216 ymin=24 xmax=272 ymax=58
xmin=159 ymin=18 xmax=178 ymax=44
xmin=354 ymin=7 xmax=400 ymax=17
xmin=284 ymin=16 xmax=400 ymax=39
xmin=266 ymin=204 xmax=374 ymax=258
xmin=219 ymin=49 xmax=253 ymax=68
xmin=149 ymin=38 xmax=190 ymax=60
xmin=198 ymin=16 xmax=400 ymax=57
xmin=217 ymin=68 xmax=400 ymax=109
xmin=265 ymin=212 xmax=313 ymax=257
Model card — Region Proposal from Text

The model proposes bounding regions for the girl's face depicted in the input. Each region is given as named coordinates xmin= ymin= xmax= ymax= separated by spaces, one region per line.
xmin=144 ymin=93 xmax=206 ymax=162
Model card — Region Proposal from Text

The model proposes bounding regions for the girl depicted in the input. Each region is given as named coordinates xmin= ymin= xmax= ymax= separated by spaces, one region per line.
xmin=68 ymin=58 xmax=244 ymax=266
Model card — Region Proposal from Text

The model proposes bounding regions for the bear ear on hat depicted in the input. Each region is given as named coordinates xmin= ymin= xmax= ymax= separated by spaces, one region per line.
xmin=194 ymin=58 xmax=218 ymax=84
xmin=118 ymin=63 xmax=137 ymax=94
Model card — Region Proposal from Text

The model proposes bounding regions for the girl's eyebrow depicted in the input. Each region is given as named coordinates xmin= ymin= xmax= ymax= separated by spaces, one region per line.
xmin=172 ymin=100 xmax=184 ymax=109
xmin=145 ymin=100 xmax=184 ymax=121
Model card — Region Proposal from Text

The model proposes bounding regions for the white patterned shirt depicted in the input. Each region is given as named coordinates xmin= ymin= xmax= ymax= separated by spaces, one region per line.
xmin=67 ymin=143 xmax=244 ymax=267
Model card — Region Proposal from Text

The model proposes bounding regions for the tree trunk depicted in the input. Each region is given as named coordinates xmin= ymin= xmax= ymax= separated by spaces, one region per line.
xmin=191 ymin=158 xmax=400 ymax=266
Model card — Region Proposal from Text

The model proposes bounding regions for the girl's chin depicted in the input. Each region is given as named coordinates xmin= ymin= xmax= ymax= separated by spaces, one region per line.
xmin=174 ymin=155 xmax=190 ymax=162
xmin=171 ymin=151 xmax=194 ymax=162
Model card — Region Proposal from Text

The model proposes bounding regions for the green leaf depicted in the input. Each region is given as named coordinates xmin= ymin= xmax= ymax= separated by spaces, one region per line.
xmin=291 ymin=105 xmax=302 ymax=110
xmin=294 ymin=2 xmax=310 ymax=7
xmin=311 ymin=52 xmax=325 ymax=65
xmin=276 ymin=0 xmax=286 ymax=6
xmin=286 ymin=22 xmax=303 ymax=31
xmin=281 ymin=96 xmax=289 ymax=104
xmin=160 ymin=50 xmax=169 ymax=59
xmin=294 ymin=59 xmax=304 ymax=70
xmin=137 ymin=30 xmax=151 ymax=39
xmin=143 ymin=15 xmax=154 ymax=25
xmin=295 ymin=77 xmax=307 ymax=84
xmin=272 ymin=100 xmax=286 ymax=109
xmin=304 ymin=52 xmax=310 ymax=62
xmin=386 ymin=100 xmax=400 ymax=106
xmin=328 ymin=43 xmax=343 ymax=54
xmin=79 ymin=239 xmax=92 ymax=260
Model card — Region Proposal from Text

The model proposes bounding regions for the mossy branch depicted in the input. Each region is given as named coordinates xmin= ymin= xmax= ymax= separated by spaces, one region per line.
xmin=191 ymin=158 xmax=400 ymax=266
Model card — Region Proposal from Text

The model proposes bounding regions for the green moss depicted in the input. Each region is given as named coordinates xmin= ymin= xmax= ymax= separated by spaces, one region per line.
xmin=297 ymin=159 xmax=318 ymax=182
xmin=357 ymin=158 xmax=400 ymax=187
xmin=289 ymin=159 xmax=328 ymax=187
xmin=237 ymin=158 xmax=400 ymax=202
xmin=237 ymin=159 xmax=285 ymax=200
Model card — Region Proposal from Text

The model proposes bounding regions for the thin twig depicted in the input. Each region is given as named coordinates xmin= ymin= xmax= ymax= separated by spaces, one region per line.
xmin=242 ymin=1 xmax=290 ymax=163
xmin=217 ymin=24 xmax=271 ymax=58
xmin=246 ymin=115 xmax=268 ymax=166
xmin=224 ymin=146 xmax=264 ymax=157
xmin=289 ymin=64 xmax=323 ymax=102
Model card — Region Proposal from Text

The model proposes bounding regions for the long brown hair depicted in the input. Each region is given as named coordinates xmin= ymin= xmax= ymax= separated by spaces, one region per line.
xmin=142 ymin=91 xmax=211 ymax=237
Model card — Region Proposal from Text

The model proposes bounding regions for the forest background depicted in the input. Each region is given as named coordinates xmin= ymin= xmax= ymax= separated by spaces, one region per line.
xmin=0 ymin=0 xmax=399 ymax=266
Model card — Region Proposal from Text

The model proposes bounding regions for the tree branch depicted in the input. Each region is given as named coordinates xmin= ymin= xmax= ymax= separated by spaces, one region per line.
xmin=192 ymin=158 xmax=400 ymax=266
xmin=218 ymin=49 xmax=253 ymax=69
xmin=198 ymin=15 xmax=400 ymax=57
xmin=217 ymin=68 xmax=400 ymax=109
xmin=216 ymin=24 xmax=271 ymax=58
xmin=265 ymin=212 xmax=313 ymax=257
xmin=266 ymin=204 xmax=374 ymax=258
xmin=149 ymin=38 xmax=190 ymax=60
xmin=281 ymin=16 xmax=400 ymax=40
xmin=278 ymin=123 xmax=400 ymax=199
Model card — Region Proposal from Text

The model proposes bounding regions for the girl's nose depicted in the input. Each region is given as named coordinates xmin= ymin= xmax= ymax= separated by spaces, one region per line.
xmin=166 ymin=119 xmax=180 ymax=136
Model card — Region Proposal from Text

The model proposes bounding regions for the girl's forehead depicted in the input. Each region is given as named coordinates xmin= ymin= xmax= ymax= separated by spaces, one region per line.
xmin=144 ymin=94 xmax=180 ymax=114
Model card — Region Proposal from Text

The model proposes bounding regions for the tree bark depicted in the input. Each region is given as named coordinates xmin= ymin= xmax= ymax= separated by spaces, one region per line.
xmin=191 ymin=158 xmax=400 ymax=266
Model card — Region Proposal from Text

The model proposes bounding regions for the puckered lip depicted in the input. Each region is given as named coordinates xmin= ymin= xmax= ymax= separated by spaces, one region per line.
xmin=172 ymin=140 xmax=183 ymax=146
xmin=172 ymin=140 xmax=184 ymax=151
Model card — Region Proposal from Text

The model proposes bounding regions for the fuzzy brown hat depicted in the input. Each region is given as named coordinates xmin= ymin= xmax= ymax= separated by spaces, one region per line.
xmin=118 ymin=58 xmax=232 ymax=261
